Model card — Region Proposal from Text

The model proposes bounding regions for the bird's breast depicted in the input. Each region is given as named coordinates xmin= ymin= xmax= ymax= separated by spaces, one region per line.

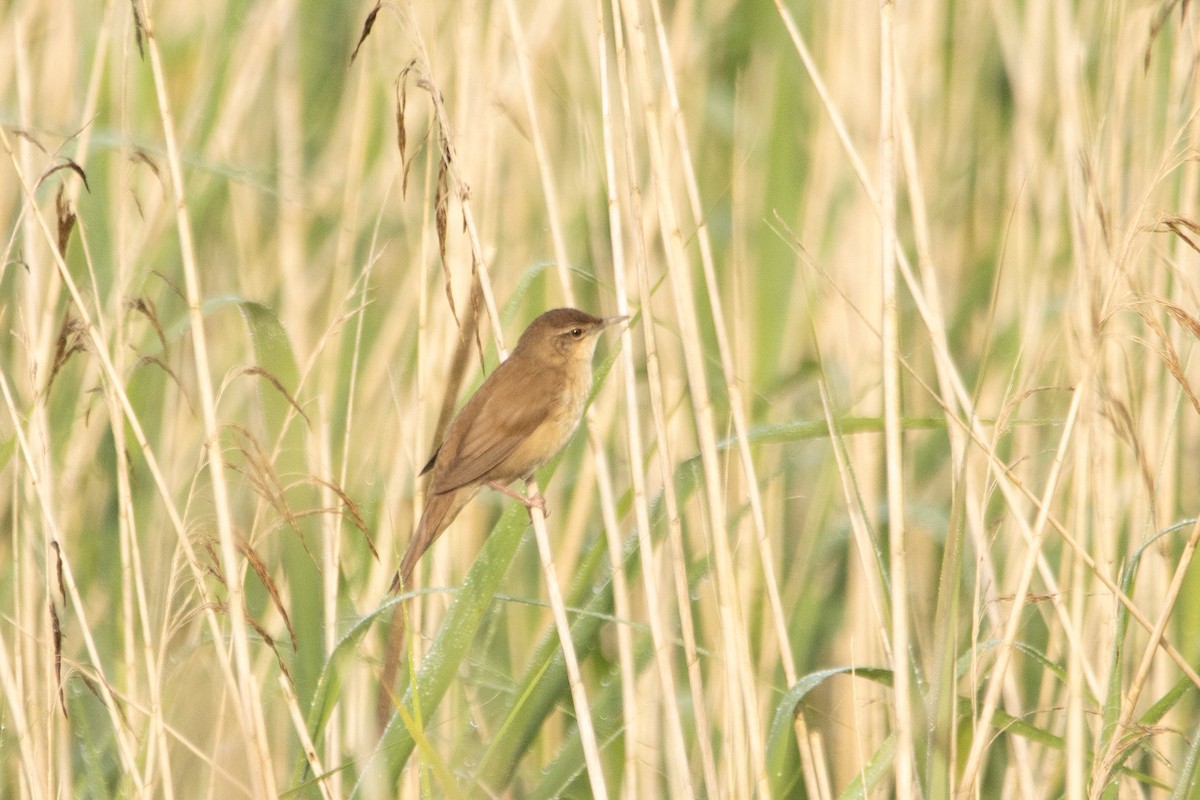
xmin=495 ymin=362 xmax=591 ymax=481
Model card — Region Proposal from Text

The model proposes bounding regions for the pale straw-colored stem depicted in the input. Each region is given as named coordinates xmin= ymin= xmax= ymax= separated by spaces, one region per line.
xmin=877 ymin=5 xmax=916 ymax=797
xmin=617 ymin=0 xmax=766 ymax=791
xmin=526 ymin=479 xmax=610 ymax=800
xmin=0 ymin=371 xmax=145 ymax=792
xmin=1 ymin=124 xmax=264 ymax=795
xmin=502 ymin=2 xmax=642 ymax=793
xmin=606 ymin=0 xmax=720 ymax=791
xmin=592 ymin=0 xmax=699 ymax=792
xmin=134 ymin=2 xmax=278 ymax=791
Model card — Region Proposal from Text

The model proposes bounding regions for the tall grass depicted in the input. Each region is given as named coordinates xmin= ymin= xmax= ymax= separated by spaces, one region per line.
xmin=3 ymin=0 xmax=1200 ymax=797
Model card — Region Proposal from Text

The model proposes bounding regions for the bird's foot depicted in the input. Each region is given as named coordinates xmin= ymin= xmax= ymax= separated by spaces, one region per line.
xmin=525 ymin=491 xmax=548 ymax=518
xmin=487 ymin=480 xmax=550 ymax=518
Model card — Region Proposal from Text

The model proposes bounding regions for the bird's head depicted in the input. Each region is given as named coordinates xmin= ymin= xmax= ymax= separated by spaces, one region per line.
xmin=514 ymin=307 xmax=629 ymax=365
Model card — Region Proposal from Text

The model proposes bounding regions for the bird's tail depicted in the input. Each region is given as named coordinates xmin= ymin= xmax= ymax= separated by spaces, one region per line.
xmin=391 ymin=486 xmax=478 ymax=593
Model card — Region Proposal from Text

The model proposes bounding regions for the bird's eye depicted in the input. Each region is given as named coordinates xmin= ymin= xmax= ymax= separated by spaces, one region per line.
xmin=569 ymin=328 xmax=584 ymax=339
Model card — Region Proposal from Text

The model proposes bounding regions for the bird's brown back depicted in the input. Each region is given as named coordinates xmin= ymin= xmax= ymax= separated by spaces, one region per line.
xmin=425 ymin=308 xmax=611 ymax=491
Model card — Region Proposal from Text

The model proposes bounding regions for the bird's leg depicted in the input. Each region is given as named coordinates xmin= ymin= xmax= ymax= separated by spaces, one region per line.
xmin=486 ymin=480 xmax=549 ymax=517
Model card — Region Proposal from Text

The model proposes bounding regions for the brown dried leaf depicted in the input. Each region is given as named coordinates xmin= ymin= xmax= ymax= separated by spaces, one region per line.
xmin=12 ymin=128 xmax=48 ymax=154
xmin=236 ymin=537 xmax=298 ymax=651
xmin=151 ymin=269 xmax=187 ymax=303
xmin=37 ymin=160 xmax=91 ymax=194
xmin=308 ymin=476 xmax=378 ymax=560
xmin=435 ymin=155 xmax=460 ymax=327
xmin=468 ymin=272 xmax=486 ymax=372
xmin=1160 ymin=300 xmax=1200 ymax=341
xmin=241 ymin=366 xmax=311 ymax=427
xmin=51 ymin=540 xmax=65 ymax=602
xmin=243 ymin=611 xmax=294 ymax=687
xmin=50 ymin=600 xmax=67 ymax=719
xmin=1132 ymin=302 xmax=1200 ymax=417
xmin=1146 ymin=0 xmax=1190 ymax=69
xmin=46 ymin=313 xmax=88 ymax=398
xmin=202 ymin=539 xmax=226 ymax=586
xmin=349 ymin=2 xmax=381 ymax=65
xmin=1156 ymin=216 xmax=1200 ymax=256
xmin=126 ymin=296 xmax=168 ymax=354
xmin=130 ymin=148 xmax=163 ymax=186
xmin=55 ymin=186 xmax=76 ymax=258
xmin=134 ymin=356 xmax=197 ymax=418
xmin=395 ymin=70 xmax=409 ymax=166
xmin=130 ymin=0 xmax=147 ymax=58
xmin=77 ymin=670 xmax=132 ymax=732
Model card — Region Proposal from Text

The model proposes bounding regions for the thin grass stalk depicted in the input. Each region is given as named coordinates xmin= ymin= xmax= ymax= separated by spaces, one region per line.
xmin=931 ymin=356 xmax=1200 ymax=693
xmin=606 ymin=0 xmax=719 ymax=791
xmin=781 ymin=73 xmax=1077 ymax=794
xmin=777 ymin=0 xmax=1146 ymax=715
xmin=503 ymin=1 xmax=643 ymax=790
xmin=375 ymin=138 xmax=442 ymax=735
xmin=0 ymin=124 xmax=265 ymax=791
xmin=878 ymin=4 xmax=916 ymax=797
xmin=957 ymin=370 xmax=1088 ymax=795
xmin=375 ymin=20 xmax=496 ymax=718
xmin=410 ymin=144 xmax=436 ymax=647
xmin=594 ymin=0 xmax=698 ymax=791
xmin=891 ymin=50 xmax=988 ymax=800
xmin=889 ymin=27 xmax=1067 ymax=784
xmin=0 ymin=621 xmax=39 ymax=797
xmin=14 ymin=35 xmax=65 ymax=437
xmin=788 ymin=208 xmax=1061 ymax=790
xmin=525 ymin=478 xmax=610 ymax=800
xmin=617 ymin=0 xmax=767 ymax=792
xmin=281 ymin=674 xmax=335 ymax=800
xmin=342 ymin=193 xmax=394 ymax=785
xmin=62 ymin=0 xmax=112 ymax=194
xmin=642 ymin=0 xmax=798 ymax=702
xmin=101 ymin=127 xmax=149 ymax=785
xmin=1067 ymin=439 xmax=1090 ymax=800
xmin=137 ymin=1 xmax=280 ymax=791
xmin=1097 ymin=519 xmax=1200 ymax=786
xmin=108 ymin=382 xmax=178 ymax=797
xmin=812 ymin=389 xmax=889 ymax=800
xmin=319 ymin=44 xmax=376 ymax=797
xmin=313 ymin=404 xmax=341 ymax=786
xmin=273 ymin=0 xmax=306 ymax=344
xmin=0 ymin=371 xmax=145 ymax=791
xmin=11 ymin=30 xmax=62 ymax=795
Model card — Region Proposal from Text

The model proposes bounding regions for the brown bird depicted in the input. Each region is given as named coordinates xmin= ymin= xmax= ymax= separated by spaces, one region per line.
xmin=392 ymin=307 xmax=627 ymax=592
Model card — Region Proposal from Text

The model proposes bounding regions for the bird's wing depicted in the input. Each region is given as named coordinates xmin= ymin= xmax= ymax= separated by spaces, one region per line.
xmin=430 ymin=377 xmax=552 ymax=493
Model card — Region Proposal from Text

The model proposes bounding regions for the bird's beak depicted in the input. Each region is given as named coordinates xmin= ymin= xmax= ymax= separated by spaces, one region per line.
xmin=602 ymin=315 xmax=631 ymax=330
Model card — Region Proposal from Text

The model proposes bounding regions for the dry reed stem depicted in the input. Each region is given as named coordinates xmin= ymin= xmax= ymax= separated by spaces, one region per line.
xmin=605 ymin=0 xmax=720 ymax=790
xmin=0 ymin=371 xmax=145 ymax=790
xmin=617 ymin=0 xmax=767 ymax=792
xmin=1 ymin=123 xmax=268 ymax=794
xmin=592 ymin=0 xmax=698 ymax=793
xmin=502 ymin=1 xmax=644 ymax=791
xmin=0 ymin=628 xmax=38 ymax=795
xmin=525 ymin=478 xmax=610 ymax=800
xmin=642 ymin=0 xmax=796 ymax=704
xmin=877 ymin=4 xmax=916 ymax=798
xmin=773 ymin=9 xmax=1200 ymax=793
xmin=281 ymin=674 xmax=335 ymax=800
xmin=135 ymin=0 xmax=279 ymax=791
